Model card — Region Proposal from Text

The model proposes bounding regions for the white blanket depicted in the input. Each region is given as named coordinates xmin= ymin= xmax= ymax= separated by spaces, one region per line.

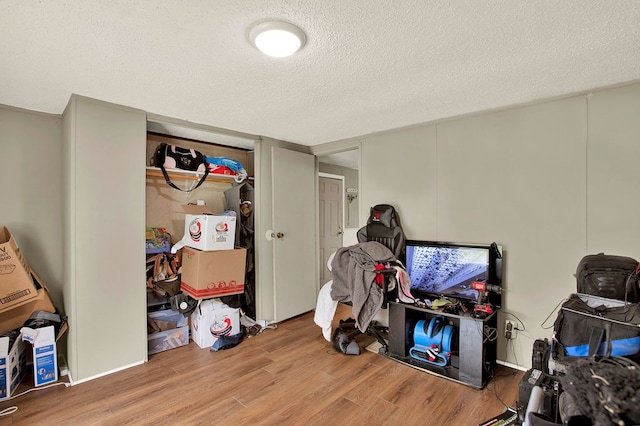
xmin=313 ymin=280 xmax=338 ymax=342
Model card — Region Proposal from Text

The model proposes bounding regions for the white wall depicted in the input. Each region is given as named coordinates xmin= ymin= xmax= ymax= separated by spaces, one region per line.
xmin=3 ymin=81 xmax=640 ymax=374
xmin=434 ymin=96 xmax=587 ymax=368
xmin=344 ymin=83 xmax=640 ymax=370
xmin=587 ymin=84 xmax=640 ymax=254
xmin=0 ymin=106 xmax=64 ymax=308
xmin=360 ymin=124 xmax=438 ymax=239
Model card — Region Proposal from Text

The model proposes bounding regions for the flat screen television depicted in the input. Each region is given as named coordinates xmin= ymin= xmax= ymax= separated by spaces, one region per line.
xmin=405 ymin=240 xmax=503 ymax=306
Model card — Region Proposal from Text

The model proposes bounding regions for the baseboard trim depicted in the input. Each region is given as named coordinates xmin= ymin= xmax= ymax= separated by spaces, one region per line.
xmin=68 ymin=360 xmax=145 ymax=386
xmin=497 ymin=359 xmax=527 ymax=371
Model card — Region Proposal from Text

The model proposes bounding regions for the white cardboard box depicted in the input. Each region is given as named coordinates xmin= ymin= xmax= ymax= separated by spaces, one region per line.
xmin=191 ymin=300 xmax=240 ymax=349
xmin=171 ymin=205 xmax=236 ymax=252
xmin=182 ymin=213 xmax=236 ymax=251
xmin=21 ymin=325 xmax=57 ymax=387
xmin=0 ymin=334 xmax=25 ymax=400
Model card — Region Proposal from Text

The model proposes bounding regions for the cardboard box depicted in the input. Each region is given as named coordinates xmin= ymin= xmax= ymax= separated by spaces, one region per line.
xmin=191 ymin=300 xmax=240 ymax=349
xmin=0 ymin=269 xmax=57 ymax=334
xmin=147 ymin=309 xmax=189 ymax=355
xmin=0 ymin=227 xmax=37 ymax=312
xmin=180 ymin=247 xmax=246 ymax=299
xmin=20 ymin=325 xmax=57 ymax=387
xmin=0 ymin=323 xmax=67 ymax=394
xmin=177 ymin=205 xmax=236 ymax=251
xmin=0 ymin=334 xmax=26 ymax=400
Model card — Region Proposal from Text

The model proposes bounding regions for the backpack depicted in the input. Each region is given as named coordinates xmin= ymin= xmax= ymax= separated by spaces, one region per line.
xmin=575 ymin=253 xmax=640 ymax=303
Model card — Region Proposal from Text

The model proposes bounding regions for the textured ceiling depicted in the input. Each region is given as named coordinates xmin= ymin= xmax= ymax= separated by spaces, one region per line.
xmin=1 ymin=1 xmax=639 ymax=148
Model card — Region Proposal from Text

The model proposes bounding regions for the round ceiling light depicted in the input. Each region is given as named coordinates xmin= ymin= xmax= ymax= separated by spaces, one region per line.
xmin=249 ymin=21 xmax=306 ymax=58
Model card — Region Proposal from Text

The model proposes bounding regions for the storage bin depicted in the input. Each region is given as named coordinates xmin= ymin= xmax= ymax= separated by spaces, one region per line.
xmin=147 ymin=309 xmax=189 ymax=355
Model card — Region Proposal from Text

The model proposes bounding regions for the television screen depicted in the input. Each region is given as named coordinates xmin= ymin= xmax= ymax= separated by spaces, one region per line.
xmin=405 ymin=241 xmax=494 ymax=303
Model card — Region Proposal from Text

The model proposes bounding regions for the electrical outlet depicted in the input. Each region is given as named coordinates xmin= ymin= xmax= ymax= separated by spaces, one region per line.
xmin=505 ymin=320 xmax=516 ymax=339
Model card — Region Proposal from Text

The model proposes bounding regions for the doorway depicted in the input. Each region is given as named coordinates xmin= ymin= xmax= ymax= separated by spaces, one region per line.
xmin=317 ymin=148 xmax=360 ymax=285
xmin=318 ymin=174 xmax=344 ymax=284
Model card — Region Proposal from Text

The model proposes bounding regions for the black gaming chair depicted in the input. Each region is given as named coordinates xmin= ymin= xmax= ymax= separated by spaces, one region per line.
xmin=334 ymin=204 xmax=406 ymax=355
xmin=356 ymin=204 xmax=405 ymax=262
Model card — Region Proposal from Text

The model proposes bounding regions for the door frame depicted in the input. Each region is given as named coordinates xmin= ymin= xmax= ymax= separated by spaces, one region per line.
xmin=312 ymin=143 xmax=361 ymax=227
xmin=312 ymin=141 xmax=361 ymax=290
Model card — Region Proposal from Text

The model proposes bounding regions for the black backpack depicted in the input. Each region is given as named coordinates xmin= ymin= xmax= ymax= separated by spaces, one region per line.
xmin=356 ymin=204 xmax=406 ymax=260
xmin=575 ymin=253 xmax=640 ymax=303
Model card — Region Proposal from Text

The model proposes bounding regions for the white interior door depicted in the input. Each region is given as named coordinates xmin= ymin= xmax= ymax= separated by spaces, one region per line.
xmin=319 ymin=175 xmax=343 ymax=285
xmin=272 ymin=147 xmax=317 ymax=321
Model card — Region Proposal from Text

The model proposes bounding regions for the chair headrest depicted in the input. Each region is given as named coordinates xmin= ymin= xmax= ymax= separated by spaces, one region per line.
xmin=368 ymin=204 xmax=396 ymax=228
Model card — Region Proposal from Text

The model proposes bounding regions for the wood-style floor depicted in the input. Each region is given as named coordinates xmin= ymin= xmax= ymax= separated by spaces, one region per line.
xmin=0 ymin=304 xmax=524 ymax=425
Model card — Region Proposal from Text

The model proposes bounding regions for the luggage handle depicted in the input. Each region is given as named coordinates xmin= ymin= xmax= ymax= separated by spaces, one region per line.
xmin=587 ymin=323 xmax=612 ymax=359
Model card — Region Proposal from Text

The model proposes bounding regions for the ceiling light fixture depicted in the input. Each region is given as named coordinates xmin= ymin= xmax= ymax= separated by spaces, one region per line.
xmin=249 ymin=21 xmax=306 ymax=58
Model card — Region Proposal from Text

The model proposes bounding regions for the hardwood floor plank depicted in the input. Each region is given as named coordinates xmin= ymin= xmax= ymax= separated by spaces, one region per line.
xmin=0 ymin=308 xmax=524 ymax=425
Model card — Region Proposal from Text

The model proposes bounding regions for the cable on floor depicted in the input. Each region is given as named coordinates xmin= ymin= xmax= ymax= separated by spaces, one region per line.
xmin=0 ymin=381 xmax=68 ymax=417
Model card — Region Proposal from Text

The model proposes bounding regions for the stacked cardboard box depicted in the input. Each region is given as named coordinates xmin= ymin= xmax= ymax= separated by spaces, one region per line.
xmin=180 ymin=247 xmax=247 ymax=299
xmin=0 ymin=227 xmax=61 ymax=333
xmin=191 ymin=299 xmax=240 ymax=349
xmin=0 ymin=227 xmax=39 ymax=312
xmin=164 ymin=207 xmax=247 ymax=350
xmin=175 ymin=205 xmax=247 ymax=300
xmin=0 ymin=227 xmax=65 ymax=393
xmin=0 ymin=270 xmax=58 ymax=334
xmin=176 ymin=205 xmax=237 ymax=252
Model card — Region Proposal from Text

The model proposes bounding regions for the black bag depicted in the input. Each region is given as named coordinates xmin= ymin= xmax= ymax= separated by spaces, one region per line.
xmin=532 ymin=338 xmax=551 ymax=373
xmin=153 ymin=143 xmax=209 ymax=192
xmin=575 ymin=253 xmax=639 ymax=302
xmin=552 ymin=293 xmax=640 ymax=361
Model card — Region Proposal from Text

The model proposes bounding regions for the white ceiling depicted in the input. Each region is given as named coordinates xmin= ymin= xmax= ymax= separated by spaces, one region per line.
xmin=1 ymin=1 xmax=639 ymax=149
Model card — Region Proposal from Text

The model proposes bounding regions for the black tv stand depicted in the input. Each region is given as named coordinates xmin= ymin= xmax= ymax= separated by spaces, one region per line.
xmin=385 ymin=301 xmax=498 ymax=389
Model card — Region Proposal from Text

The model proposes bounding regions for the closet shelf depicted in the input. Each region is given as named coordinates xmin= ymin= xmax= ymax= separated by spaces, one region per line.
xmin=146 ymin=167 xmax=238 ymax=184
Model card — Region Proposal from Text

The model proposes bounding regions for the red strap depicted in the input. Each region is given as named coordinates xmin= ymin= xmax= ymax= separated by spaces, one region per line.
xmin=375 ymin=263 xmax=385 ymax=286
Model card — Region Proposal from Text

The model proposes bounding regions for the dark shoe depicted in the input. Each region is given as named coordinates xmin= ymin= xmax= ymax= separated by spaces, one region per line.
xmin=332 ymin=327 xmax=360 ymax=355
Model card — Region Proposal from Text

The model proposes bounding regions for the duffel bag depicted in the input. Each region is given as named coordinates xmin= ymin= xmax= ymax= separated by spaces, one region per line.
xmin=552 ymin=293 xmax=640 ymax=360
xmin=152 ymin=143 xmax=209 ymax=192
xmin=575 ymin=253 xmax=639 ymax=303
